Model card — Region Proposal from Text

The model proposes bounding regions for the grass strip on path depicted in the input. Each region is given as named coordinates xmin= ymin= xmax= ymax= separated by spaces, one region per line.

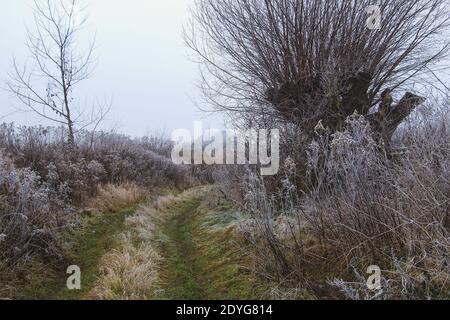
xmin=158 ymin=188 xmax=267 ymax=300
xmin=16 ymin=206 xmax=136 ymax=300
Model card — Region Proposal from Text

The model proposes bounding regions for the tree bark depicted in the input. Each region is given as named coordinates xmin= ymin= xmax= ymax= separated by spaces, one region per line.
xmin=265 ymin=72 xmax=425 ymax=145
xmin=368 ymin=92 xmax=425 ymax=143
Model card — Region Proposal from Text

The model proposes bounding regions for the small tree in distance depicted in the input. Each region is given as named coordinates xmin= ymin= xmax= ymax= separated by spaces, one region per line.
xmin=7 ymin=0 xmax=108 ymax=146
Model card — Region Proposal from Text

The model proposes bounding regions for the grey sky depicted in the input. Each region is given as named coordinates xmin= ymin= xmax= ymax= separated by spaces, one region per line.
xmin=0 ymin=0 xmax=224 ymax=137
xmin=2 ymin=1 xmax=448 ymax=137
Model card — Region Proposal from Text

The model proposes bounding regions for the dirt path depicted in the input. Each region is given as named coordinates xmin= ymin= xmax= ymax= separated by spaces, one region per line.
xmin=157 ymin=188 xmax=265 ymax=300
xmin=16 ymin=206 xmax=137 ymax=300
xmin=15 ymin=187 xmax=265 ymax=300
xmin=159 ymin=197 xmax=206 ymax=299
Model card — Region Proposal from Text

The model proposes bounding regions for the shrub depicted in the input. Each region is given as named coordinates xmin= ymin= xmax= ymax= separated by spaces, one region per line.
xmin=0 ymin=124 xmax=193 ymax=203
xmin=0 ymin=153 xmax=68 ymax=278
xmin=235 ymin=102 xmax=450 ymax=299
xmin=0 ymin=124 xmax=193 ymax=292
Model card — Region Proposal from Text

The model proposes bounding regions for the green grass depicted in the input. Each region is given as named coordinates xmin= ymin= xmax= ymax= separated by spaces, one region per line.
xmin=13 ymin=187 xmax=269 ymax=300
xmin=159 ymin=198 xmax=205 ymax=299
xmin=158 ymin=192 xmax=267 ymax=300
xmin=15 ymin=206 xmax=136 ymax=300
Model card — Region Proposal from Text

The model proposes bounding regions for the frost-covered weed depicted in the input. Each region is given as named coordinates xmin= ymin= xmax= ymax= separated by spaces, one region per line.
xmin=0 ymin=124 xmax=192 ymax=202
xmin=0 ymin=124 xmax=193 ymax=288
xmin=233 ymin=103 xmax=450 ymax=299
xmin=0 ymin=154 xmax=67 ymax=277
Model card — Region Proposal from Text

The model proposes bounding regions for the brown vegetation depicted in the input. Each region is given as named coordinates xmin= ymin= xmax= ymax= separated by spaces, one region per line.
xmin=188 ymin=0 xmax=450 ymax=299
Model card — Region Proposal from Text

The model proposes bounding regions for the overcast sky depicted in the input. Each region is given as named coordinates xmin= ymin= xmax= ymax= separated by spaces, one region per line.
xmin=1 ymin=1 xmax=449 ymax=137
xmin=0 ymin=0 xmax=224 ymax=137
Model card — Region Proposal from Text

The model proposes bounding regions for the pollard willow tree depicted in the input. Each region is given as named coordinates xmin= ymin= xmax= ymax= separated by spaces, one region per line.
xmin=186 ymin=0 xmax=450 ymax=143
xmin=7 ymin=0 xmax=107 ymax=146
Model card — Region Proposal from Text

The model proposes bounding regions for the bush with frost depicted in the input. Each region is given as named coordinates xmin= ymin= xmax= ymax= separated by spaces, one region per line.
xmin=235 ymin=101 xmax=450 ymax=299
xmin=0 ymin=124 xmax=193 ymax=288
xmin=0 ymin=154 xmax=68 ymax=277
xmin=0 ymin=124 xmax=192 ymax=203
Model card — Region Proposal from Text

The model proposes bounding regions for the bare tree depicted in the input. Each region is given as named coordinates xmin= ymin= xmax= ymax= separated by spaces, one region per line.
xmin=6 ymin=0 xmax=104 ymax=146
xmin=186 ymin=0 xmax=450 ymax=141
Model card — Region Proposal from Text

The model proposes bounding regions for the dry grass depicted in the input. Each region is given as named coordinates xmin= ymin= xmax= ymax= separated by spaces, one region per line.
xmin=153 ymin=194 xmax=178 ymax=211
xmin=232 ymin=108 xmax=450 ymax=299
xmin=88 ymin=233 xmax=162 ymax=300
xmin=88 ymin=197 xmax=166 ymax=300
xmin=86 ymin=183 xmax=147 ymax=214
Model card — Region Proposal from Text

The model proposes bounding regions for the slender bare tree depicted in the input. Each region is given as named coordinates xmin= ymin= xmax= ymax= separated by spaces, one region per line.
xmin=186 ymin=0 xmax=450 ymax=141
xmin=6 ymin=0 xmax=104 ymax=146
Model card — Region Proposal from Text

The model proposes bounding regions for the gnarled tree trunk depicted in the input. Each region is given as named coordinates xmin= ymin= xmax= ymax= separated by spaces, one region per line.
xmin=266 ymin=71 xmax=425 ymax=145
